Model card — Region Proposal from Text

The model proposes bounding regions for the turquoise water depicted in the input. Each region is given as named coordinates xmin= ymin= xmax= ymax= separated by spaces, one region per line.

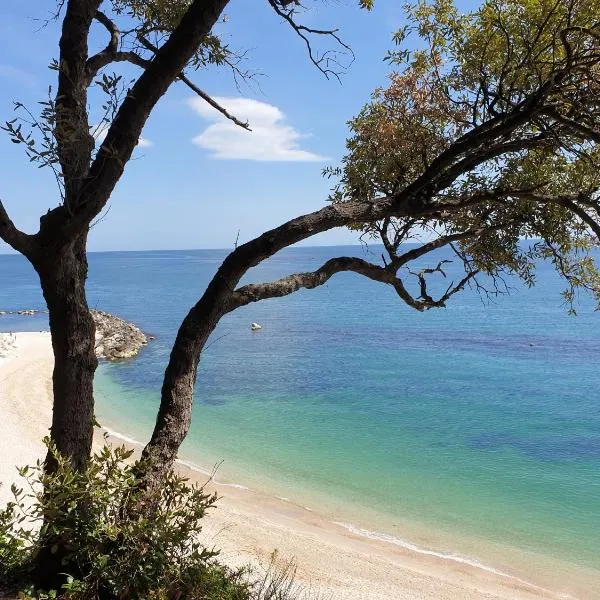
xmin=1 ymin=246 xmax=599 ymax=572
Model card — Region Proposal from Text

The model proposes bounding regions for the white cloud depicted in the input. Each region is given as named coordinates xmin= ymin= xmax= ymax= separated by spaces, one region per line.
xmin=187 ymin=96 xmax=327 ymax=162
xmin=92 ymin=122 xmax=152 ymax=148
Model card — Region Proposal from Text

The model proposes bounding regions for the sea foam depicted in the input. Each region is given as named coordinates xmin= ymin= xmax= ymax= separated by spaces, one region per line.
xmin=332 ymin=521 xmax=566 ymax=596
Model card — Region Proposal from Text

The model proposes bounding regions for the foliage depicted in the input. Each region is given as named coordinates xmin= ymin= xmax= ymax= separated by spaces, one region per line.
xmin=1 ymin=440 xmax=233 ymax=599
xmin=326 ymin=0 xmax=600 ymax=311
xmin=6 ymin=0 xmax=600 ymax=590
xmin=108 ymin=0 xmax=233 ymax=70
xmin=0 ymin=441 xmax=314 ymax=600
xmin=1 ymin=92 xmax=63 ymax=198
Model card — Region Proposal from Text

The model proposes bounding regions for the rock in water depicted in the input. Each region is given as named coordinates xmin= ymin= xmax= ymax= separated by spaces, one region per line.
xmin=91 ymin=310 xmax=148 ymax=361
xmin=0 ymin=307 xmax=149 ymax=361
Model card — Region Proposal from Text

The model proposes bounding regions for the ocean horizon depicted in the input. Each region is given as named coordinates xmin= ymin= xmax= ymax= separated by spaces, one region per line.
xmin=1 ymin=244 xmax=599 ymax=579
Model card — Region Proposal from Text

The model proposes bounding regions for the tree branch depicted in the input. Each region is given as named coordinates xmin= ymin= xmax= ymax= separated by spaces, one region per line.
xmin=87 ymin=33 xmax=247 ymax=133
xmin=95 ymin=10 xmax=118 ymax=53
xmin=85 ymin=11 xmax=153 ymax=81
xmin=266 ymin=0 xmax=354 ymax=80
xmin=228 ymin=254 xmax=478 ymax=314
xmin=137 ymin=35 xmax=250 ymax=130
xmin=65 ymin=0 xmax=232 ymax=234
xmin=178 ymin=73 xmax=251 ymax=130
xmin=511 ymin=191 xmax=600 ymax=241
xmin=393 ymin=230 xmax=484 ymax=267
xmin=541 ymin=107 xmax=600 ymax=143
xmin=87 ymin=50 xmax=151 ymax=80
xmin=0 ymin=199 xmax=36 ymax=257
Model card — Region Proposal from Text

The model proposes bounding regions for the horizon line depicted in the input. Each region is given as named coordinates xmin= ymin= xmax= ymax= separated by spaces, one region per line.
xmin=0 ymin=241 xmax=376 ymax=256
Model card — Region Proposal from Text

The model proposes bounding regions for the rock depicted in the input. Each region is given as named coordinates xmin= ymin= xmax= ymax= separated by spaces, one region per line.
xmin=0 ymin=308 xmax=150 ymax=361
xmin=91 ymin=310 xmax=149 ymax=361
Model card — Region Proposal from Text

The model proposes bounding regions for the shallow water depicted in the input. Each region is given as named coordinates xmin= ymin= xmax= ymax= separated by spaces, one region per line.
xmin=1 ymin=245 xmax=599 ymax=572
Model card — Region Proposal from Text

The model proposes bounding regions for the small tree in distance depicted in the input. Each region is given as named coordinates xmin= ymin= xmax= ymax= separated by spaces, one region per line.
xmin=2 ymin=0 xmax=600 ymax=591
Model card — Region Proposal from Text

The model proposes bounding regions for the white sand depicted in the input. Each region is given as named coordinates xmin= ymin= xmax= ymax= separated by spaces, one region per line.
xmin=0 ymin=332 xmax=597 ymax=600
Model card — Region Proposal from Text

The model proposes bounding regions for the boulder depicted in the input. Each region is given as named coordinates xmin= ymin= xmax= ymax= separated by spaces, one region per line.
xmin=91 ymin=310 xmax=148 ymax=361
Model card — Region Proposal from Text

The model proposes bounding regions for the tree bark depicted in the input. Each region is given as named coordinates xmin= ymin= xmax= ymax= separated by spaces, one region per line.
xmin=139 ymin=288 xmax=227 ymax=495
xmin=35 ymin=235 xmax=98 ymax=472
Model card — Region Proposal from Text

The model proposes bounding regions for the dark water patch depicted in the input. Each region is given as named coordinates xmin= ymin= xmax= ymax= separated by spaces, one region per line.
xmin=468 ymin=432 xmax=600 ymax=462
xmin=299 ymin=320 xmax=600 ymax=363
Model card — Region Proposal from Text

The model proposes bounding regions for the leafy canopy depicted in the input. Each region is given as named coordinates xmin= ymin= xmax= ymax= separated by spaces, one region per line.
xmin=327 ymin=0 xmax=600 ymax=311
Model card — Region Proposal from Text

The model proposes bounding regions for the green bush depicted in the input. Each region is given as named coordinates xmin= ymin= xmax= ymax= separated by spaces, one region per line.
xmin=0 ymin=440 xmax=309 ymax=600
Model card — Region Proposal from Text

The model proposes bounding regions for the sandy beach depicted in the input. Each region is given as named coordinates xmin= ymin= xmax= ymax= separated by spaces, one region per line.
xmin=0 ymin=331 xmax=597 ymax=600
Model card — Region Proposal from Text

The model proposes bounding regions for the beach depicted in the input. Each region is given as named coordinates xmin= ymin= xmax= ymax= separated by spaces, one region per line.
xmin=1 ymin=331 xmax=597 ymax=600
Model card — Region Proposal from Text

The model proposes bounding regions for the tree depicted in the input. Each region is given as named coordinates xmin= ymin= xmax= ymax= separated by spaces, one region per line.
xmin=0 ymin=0 xmax=365 ymax=474
xmin=2 ymin=0 xmax=600 ymax=588
xmin=139 ymin=0 xmax=600 ymax=492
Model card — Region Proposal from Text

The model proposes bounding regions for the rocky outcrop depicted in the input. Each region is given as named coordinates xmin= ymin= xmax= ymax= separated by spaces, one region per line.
xmin=0 ymin=308 xmax=151 ymax=361
xmin=0 ymin=309 xmax=48 ymax=316
xmin=90 ymin=310 xmax=149 ymax=361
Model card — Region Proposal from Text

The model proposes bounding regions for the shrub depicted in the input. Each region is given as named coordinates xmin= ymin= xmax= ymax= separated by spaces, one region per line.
xmin=0 ymin=440 xmax=249 ymax=599
xmin=1 ymin=441 xmax=315 ymax=600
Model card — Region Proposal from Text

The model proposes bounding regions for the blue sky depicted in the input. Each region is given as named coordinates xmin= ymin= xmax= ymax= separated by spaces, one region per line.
xmin=0 ymin=1 xmax=426 ymax=252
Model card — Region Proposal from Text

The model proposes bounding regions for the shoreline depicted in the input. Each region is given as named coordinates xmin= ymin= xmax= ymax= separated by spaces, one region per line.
xmin=0 ymin=331 xmax=596 ymax=599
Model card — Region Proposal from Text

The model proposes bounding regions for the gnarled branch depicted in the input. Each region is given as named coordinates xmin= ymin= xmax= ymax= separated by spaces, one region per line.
xmin=86 ymin=11 xmax=150 ymax=81
xmin=228 ymin=255 xmax=478 ymax=314
xmin=95 ymin=10 xmax=118 ymax=53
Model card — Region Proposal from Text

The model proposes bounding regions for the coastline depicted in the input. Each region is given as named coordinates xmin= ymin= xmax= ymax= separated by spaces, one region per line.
xmin=0 ymin=332 xmax=596 ymax=599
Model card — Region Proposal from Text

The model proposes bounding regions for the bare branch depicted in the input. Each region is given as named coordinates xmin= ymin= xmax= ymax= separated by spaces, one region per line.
xmin=178 ymin=73 xmax=251 ymax=130
xmin=95 ymin=10 xmax=118 ymax=53
xmin=228 ymin=256 xmax=417 ymax=309
xmin=266 ymin=0 xmax=354 ymax=81
xmin=0 ymin=199 xmax=36 ymax=256
xmin=394 ymin=230 xmax=484 ymax=267
xmin=87 ymin=51 xmax=150 ymax=81
xmin=86 ymin=11 xmax=151 ymax=81
xmin=137 ymin=36 xmax=250 ymax=130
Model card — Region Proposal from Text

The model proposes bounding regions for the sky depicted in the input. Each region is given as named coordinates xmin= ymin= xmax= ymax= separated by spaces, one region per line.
xmin=0 ymin=1 xmax=462 ymax=252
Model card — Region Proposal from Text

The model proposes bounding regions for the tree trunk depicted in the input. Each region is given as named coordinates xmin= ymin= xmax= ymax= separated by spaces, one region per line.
xmin=138 ymin=257 xmax=245 ymax=493
xmin=35 ymin=235 xmax=98 ymax=472
xmin=139 ymin=304 xmax=223 ymax=495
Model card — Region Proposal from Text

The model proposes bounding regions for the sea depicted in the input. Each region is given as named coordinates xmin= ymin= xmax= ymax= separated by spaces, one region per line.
xmin=1 ymin=245 xmax=599 ymax=583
